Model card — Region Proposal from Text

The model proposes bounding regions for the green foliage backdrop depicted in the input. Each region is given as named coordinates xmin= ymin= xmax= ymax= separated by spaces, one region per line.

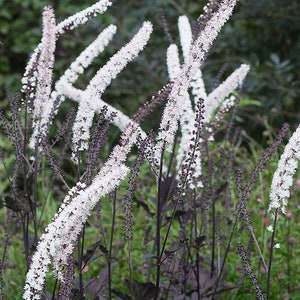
xmin=0 ymin=0 xmax=299 ymax=139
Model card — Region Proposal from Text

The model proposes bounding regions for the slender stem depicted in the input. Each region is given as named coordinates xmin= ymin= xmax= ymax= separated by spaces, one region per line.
xmin=146 ymin=239 xmax=157 ymax=282
xmin=127 ymin=240 xmax=133 ymax=299
xmin=212 ymin=201 xmax=242 ymax=299
xmin=266 ymin=208 xmax=278 ymax=300
xmin=51 ymin=279 xmax=58 ymax=300
xmin=77 ymin=226 xmax=85 ymax=300
xmin=211 ymin=199 xmax=215 ymax=278
xmin=23 ymin=214 xmax=30 ymax=269
xmin=247 ymin=223 xmax=268 ymax=271
xmin=193 ymin=191 xmax=201 ymax=300
xmin=154 ymin=145 xmax=165 ymax=300
xmin=108 ymin=190 xmax=117 ymax=300
xmin=287 ymin=216 xmax=291 ymax=294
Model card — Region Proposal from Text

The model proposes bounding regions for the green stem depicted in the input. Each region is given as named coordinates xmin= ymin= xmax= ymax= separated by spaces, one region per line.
xmin=266 ymin=208 xmax=279 ymax=300
xmin=108 ymin=190 xmax=117 ymax=300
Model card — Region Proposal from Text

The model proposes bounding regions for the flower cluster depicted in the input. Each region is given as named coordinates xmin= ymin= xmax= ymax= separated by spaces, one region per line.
xmin=70 ymin=21 xmax=152 ymax=158
xmin=33 ymin=6 xmax=56 ymax=122
xmin=22 ymin=0 xmax=113 ymax=149
xmin=50 ymin=20 xmax=151 ymax=160
xmin=22 ymin=0 xmax=252 ymax=298
xmin=203 ymin=64 xmax=250 ymax=123
xmin=161 ymin=11 xmax=249 ymax=188
xmin=23 ymin=122 xmax=140 ymax=299
xmin=269 ymin=124 xmax=300 ymax=215
xmin=56 ymin=0 xmax=112 ymax=35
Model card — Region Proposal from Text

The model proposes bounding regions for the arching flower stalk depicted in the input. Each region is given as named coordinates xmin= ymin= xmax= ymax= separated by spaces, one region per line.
xmin=23 ymin=122 xmax=139 ymax=299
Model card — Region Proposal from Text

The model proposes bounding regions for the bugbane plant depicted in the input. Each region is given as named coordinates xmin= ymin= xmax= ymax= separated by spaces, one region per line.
xmin=5 ymin=0 xmax=295 ymax=299
xmin=17 ymin=0 xmax=251 ymax=298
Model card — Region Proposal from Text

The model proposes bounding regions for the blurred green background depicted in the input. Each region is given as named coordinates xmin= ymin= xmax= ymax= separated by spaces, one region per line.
xmin=0 ymin=0 xmax=299 ymax=141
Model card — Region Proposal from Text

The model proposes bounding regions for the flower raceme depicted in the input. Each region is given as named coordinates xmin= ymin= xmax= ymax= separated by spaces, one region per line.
xmin=22 ymin=0 xmax=113 ymax=149
xmin=163 ymin=14 xmax=249 ymax=188
xmin=156 ymin=0 xmax=238 ymax=155
xmin=269 ymin=124 xmax=300 ymax=215
xmin=23 ymin=122 xmax=139 ymax=299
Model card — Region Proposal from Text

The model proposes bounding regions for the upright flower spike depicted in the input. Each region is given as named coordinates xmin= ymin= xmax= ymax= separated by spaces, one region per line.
xmin=30 ymin=6 xmax=56 ymax=140
xmin=187 ymin=0 xmax=237 ymax=73
xmin=178 ymin=15 xmax=207 ymax=101
xmin=87 ymin=21 xmax=153 ymax=95
xmin=156 ymin=0 xmax=237 ymax=154
xmin=166 ymin=44 xmax=198 ymax=187
xmin=54 ymin=23 xmax=141 ymax=135
xmin=23 ymin=1 xmax=113 ymax=149
xmin=178 ymin=15 xmax=192 ymax=62
xmin=159 ymin=2 xmax=244 ymax=188
xmin=176 ymin=15 xmax=205 ymax=188
xmin=166 ymin=44 xmax=181 ymax=79
xmin=269 ymin=125 xmax=300 ymax=215
xmin=29 ymin=25 xmax=118 ymax=148
xmin=57 ymin=25 xmax=117 ymax=90
xmin=22 ymin=0 xmax=112 ymax=96
xmin=28 ymin=3 xmax=152 ymax=153
xmin=71 ymin=21 xmax=152 ymax=159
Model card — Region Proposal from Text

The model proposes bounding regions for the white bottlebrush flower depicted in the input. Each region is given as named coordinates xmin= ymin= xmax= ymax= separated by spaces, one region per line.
xmin=188 ymin=0 xmax=237 ymax=73
xmin=178 ymin=15 xmax=192 ymax=62
xmin=57 ymin=24 xmax=117 ymax=88
xmin=86 ymin=21 xmax=152 ymax=95
xmin=29 ymin=15 xmax=150 ymax=153
xmin=22 ymin=0 xmax=112 ymax=95
xmin=54 ymin=24 xmax=145 ymax=137
xmin=23 ymin=167 xmax=129 ymax=299
xmin=269 ymin=125 xmax=300 ymax=215
xmin=174 ymin=16 xmax=204 ymax=188
xmin=156 ymin=0 xmax=237 ymax=154
xmin=178 ymin=15 xmax=207 ymax=101
xmin=23 ymin=123 xmax=139 ymax=300
xmin=155 ymin=1 xmax=241 ymax=189
xmin=166 ymin=44 xmax=181 ymax=80
xmin=178 ymin=15 xmax=207 ymax=102
xmin=33 ymin=6 xmax=56 ymax=121
xmin=33 ymin=25 xmax=116 ymax=147
xmin=26 ymin=6 xmax=56 ymax=150
xmin=26 ymin=1 xmax=113 ymax=149
xmin=55 ymin=0 xmax=112 ymax=35
xmin=203 ymin=64 xmax=250 ymax=123
xmin=71 ymin=21 xmax=152 ymax=158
